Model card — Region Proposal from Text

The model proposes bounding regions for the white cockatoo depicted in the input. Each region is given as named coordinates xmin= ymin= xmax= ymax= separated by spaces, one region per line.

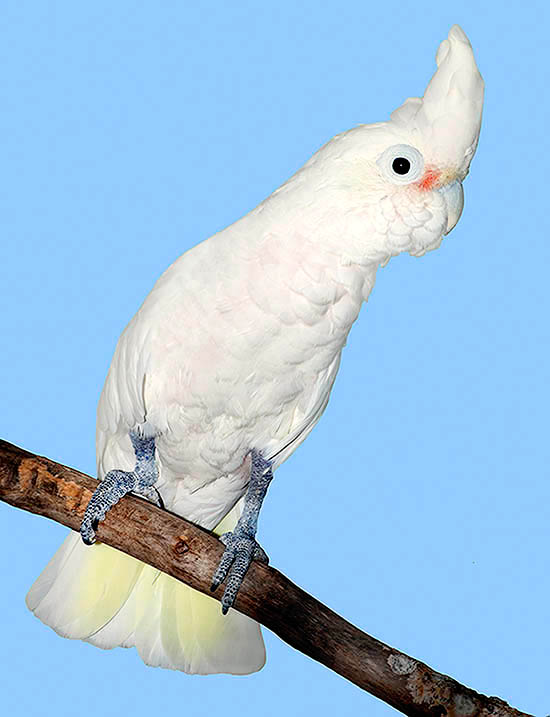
xmin=26 ymin=25 xmax=484 ymax=675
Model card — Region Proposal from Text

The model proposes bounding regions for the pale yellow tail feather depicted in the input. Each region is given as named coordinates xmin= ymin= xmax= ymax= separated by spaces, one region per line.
xmin=26 ymin=509 xmax=265 ymax=675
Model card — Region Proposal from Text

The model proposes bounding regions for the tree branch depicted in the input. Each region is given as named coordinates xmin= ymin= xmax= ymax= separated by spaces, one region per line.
xmin=0 ymin=438 xmax=530 ymax=717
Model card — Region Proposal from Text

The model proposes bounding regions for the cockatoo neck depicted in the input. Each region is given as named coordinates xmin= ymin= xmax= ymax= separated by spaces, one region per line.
xmin=239 ymin=151 xmax=451 ymax=310
xmin=240 ymin=173 xmax=393 ymax=308
xmin=221 ymin=188 xmax=382 ymax=351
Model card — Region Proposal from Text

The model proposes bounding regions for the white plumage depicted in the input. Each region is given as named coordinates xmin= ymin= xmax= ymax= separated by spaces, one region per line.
xmin=27 ymin=25 xmax=484 ymax=674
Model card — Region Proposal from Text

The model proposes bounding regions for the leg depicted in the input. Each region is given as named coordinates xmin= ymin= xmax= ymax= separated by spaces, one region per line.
xmin=80 ymin=430 xmax=162 ymax=545
xmin=211 ymin=450 xmax=273 ymax=614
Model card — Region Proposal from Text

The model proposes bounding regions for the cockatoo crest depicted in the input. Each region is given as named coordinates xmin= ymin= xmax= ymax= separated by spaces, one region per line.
xmin=390 ymin=24 xmax=484 ymax=179
xmin=301 ymin=24 xmax=484 ymax=258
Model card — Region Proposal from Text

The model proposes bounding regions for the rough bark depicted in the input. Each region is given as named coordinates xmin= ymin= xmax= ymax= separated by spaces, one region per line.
xmin=0 ymin=438 xmax=531 ymax=717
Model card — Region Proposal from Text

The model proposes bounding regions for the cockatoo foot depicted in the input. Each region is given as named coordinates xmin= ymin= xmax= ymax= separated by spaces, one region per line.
xmin=210 ymin=530 xmax=269 ymax=614
xmin=80 ymin=431 xmax=160 ymax=545
xmin=210 ymin=450 xmax=273 ymax=614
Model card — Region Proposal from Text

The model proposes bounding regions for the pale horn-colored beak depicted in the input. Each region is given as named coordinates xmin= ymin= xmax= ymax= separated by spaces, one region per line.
xmin=439 ymin=180 xmax=464 ymax=234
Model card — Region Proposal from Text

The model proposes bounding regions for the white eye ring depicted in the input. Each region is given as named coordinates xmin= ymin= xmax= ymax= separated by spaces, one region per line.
xmin=377 ymin=144 xmax=425 ymax=185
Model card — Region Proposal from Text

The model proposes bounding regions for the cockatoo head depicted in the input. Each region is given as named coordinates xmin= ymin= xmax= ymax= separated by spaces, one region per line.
xmin=307 ymin=25 xmax=484 ymax=262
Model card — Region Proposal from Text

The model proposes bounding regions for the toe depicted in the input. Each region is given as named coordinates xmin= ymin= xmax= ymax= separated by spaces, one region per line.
xmin=253 ymin=544 xmax=269 ymax=564
xmin=80 ymin=519 xmax=97 ymax=545
xmin=211 ymin=532 xmax=268 ymax=612
xmin=210 ymin=545 xmax=236 ymax=592
xmin=220 ymin=549 xmax=253 ymax=613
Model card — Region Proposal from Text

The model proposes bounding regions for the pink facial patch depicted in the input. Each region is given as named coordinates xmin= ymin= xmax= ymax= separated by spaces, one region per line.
xmin=417 ymin=168 xmax=441 ymax=191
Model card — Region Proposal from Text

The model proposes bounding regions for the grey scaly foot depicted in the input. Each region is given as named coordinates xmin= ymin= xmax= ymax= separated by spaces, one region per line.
xmin=80 ymin=430 xmax=161 ymax=545
xmin=211 ymin=450 xmax=273 ymax=614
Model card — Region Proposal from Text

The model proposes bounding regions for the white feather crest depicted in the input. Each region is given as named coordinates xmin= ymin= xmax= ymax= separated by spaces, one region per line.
xmin=390 ymin=25 xmax=484 ymax=178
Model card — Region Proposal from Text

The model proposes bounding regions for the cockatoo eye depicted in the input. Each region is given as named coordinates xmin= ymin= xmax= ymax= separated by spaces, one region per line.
xmin=392 ymin=157 xmax=410 ymax=175
xmin=377 ymin=144 xmax=424 ymax=185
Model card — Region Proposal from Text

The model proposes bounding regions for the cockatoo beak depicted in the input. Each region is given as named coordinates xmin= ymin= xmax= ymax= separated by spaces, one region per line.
xmin=439 ymin=179 xmax=464 ymax=234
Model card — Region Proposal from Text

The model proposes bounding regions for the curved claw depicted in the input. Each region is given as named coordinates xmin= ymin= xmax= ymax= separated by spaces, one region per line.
xmin=154 ymin=488 xmax=165 ymax=510
xmin=139 ymin=486 xmax=165 ymax=510
xmin=133 ymin=485 xmax=165 ymax=509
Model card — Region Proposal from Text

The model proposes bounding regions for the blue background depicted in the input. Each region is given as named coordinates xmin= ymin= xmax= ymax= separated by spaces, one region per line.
xmin=0 ymin=2 xmax=546 ymax=715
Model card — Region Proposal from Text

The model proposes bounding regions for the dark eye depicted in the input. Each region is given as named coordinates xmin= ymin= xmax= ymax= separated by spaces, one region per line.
xmin=377 ymin=144 xmax=424 ymax=185
xmin=392 ymin=157 xmax=411 ymax=175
